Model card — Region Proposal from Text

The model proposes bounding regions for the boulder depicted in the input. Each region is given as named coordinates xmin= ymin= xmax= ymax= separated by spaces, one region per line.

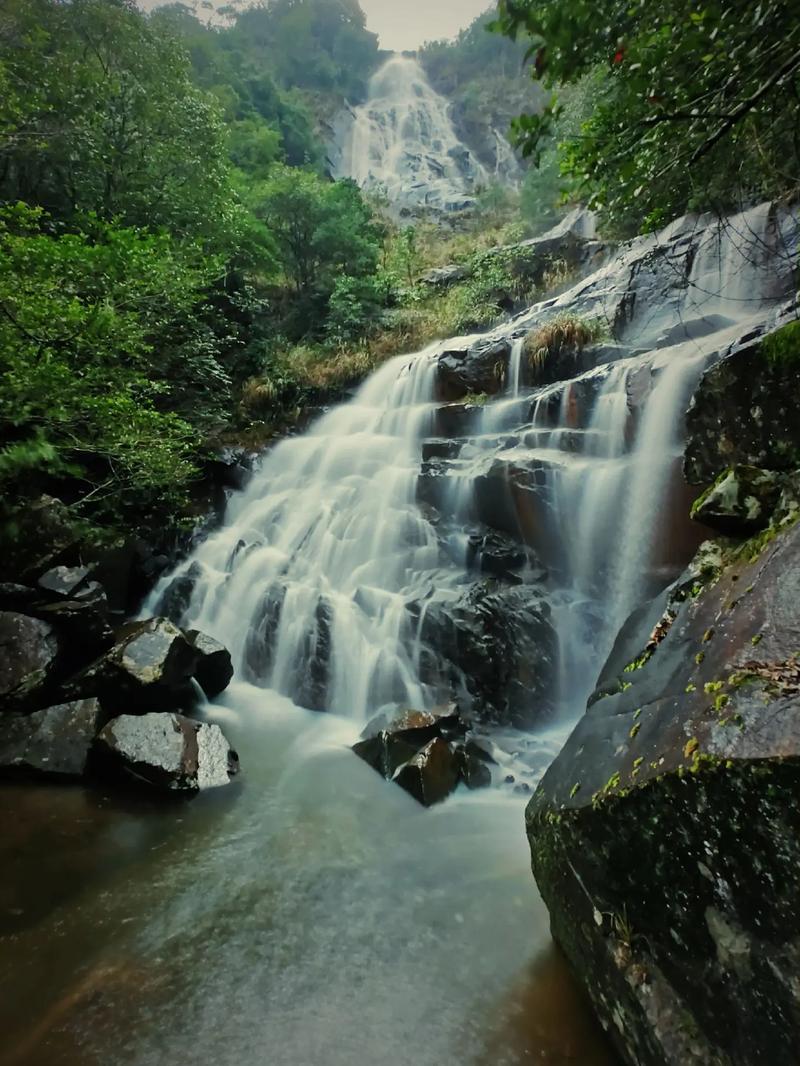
xmin=526 ymin=517 xmax=800 ymax=1066
xmin=0 ymin=495 xmax=80 ymax=583
xmin=185 ymin=630 xmax=234 ymax=698
xmin=0 ymin=612 xmax=59 ymax=709
xmin=690 ymin=465 xmax=784 ymax=533
xmin=393 ymin=738 xmax=461 ymax=808
xmin=684 ymin=320 xmax=800 ymax=483
xmin=434 ymin=337 xmax=511 ymax=402
xmin=93 ymin=712 xmax=239 ymax=792
xmin=37 ymin=565 xmax=93 ymax=599
xmin=417 ymin=582 xmax=557 ymax=728
xmin=83 ymin=617 xmax=199 ymax=711
xmin=353 ymin=706 xmax=466 ymax=780
xmin=420 ymin=264 xmax=470 ymax=288
xmin=0 ymin=699 xmax=101 ymax=779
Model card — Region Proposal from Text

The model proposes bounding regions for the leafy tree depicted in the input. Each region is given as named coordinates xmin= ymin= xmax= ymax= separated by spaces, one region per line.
xmin=0 ymin=205 xmax=224 ymax=523
xmin=493 ymin=0 xmax=800 ymax=231
xmin=0 ymin=0 xmax=241 ymax=245
xmin=256 ymin=165 xmax=381 ymax=299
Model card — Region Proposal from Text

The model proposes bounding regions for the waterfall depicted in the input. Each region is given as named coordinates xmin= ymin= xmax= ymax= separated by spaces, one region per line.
xmin=150 ymin=203 xmax=797 ymax=733
xmin=330 ymin=54 xmax=488 ymax=213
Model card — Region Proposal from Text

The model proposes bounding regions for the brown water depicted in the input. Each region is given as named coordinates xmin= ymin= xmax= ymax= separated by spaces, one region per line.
xmin=0 ymin=686 xmax=616 ymax=1066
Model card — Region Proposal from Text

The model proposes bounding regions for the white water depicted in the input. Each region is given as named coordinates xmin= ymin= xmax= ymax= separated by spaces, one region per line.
xmin=331 ymin=55 xmax=488 ymax=213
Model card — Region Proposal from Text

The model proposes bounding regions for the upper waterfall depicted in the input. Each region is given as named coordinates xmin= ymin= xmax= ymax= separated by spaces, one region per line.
xmin=329 ymin=54 xmax=489 ymax=214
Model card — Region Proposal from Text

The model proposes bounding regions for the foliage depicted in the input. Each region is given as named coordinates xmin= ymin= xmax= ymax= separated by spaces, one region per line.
xmin=0 ymin=0 xmax=241 ymax=245
xmin=762 ymin=321 xmax=800 ymax=366
xmin=0 ymin=205 xmax=220 ymax=522
xmin=493 ymin=0 xmax=800 ymax=232
xmin=523 ymin=314 xmax=607 ymax=369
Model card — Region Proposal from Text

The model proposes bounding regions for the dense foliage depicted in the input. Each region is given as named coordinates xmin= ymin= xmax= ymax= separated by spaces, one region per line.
xmin=493 ymin=0 xmax=800 ymax=232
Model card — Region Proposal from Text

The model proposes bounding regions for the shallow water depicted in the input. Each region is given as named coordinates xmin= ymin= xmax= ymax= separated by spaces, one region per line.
xmin=0 ymin=686 xmax=615 ymax=1066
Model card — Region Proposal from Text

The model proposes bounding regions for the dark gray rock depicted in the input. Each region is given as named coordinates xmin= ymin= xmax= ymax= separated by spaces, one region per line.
xmin=93 ymin=712 xmax=239 ymax=792
xmin=684 ymin=322 xmax=800 ymax=483
xmin=37 ymin=565 xmax=93 ymax=599
xmin=0 ymin=699 xmax=101 ymax=779
xmin=0 ymin=612 xmax=59 ymax=709
xmin=417 ymin=581 xmax=557 ymax=728
xmin=421 ymin=264 xmax=470 ymax=288
xmin=434 ymin=337 xmax=511 ymax=402
xmin=185 ymin=630 xmax=234 ymax=698
xmin=154 ymin=562 xmax=203 ymax=625
xmin=82 ymin=617 xmax=199 ymax=711
xmin=526 ymin=517 xmax=800 ymax=1066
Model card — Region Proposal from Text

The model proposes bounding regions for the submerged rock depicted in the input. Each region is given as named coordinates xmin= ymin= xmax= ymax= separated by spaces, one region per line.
xmin=0 ymin=612 xmax=59 ymax=709
xmin=526 ymin=517 xmax=800 ymax=1065
xmin=93 ymin=712 xmax=239 ymax=792
xmin=0 ymin=699 xmax=101 ymax=779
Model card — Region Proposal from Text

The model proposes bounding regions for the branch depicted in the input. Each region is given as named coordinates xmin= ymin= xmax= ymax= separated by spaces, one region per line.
xmin=690 ymin=45 xmax=800 ymax=165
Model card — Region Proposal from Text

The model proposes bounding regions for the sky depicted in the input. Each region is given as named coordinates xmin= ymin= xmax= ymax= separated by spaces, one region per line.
xmin=139 ymin=1 xmax=492 ymax=52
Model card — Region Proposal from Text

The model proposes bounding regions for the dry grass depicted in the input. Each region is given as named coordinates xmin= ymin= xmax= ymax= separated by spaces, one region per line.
xmin=523 ymin=314 xmax=607 ymax=371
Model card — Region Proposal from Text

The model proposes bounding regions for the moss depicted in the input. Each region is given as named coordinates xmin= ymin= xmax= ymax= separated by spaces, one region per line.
xmin=761 ymin=320 xmax=800 ymax=366
xmin=683 ymin=737 xmax=700 ymax=759
xmin=629 ymin=722 xmax=641 ymax=740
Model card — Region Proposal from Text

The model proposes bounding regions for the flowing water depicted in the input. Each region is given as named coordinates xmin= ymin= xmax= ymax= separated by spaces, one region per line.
xmin=2 ymin=203 xmax=796 ymax=1066
xmin=330 ymin=55 xmax=489 ymax=213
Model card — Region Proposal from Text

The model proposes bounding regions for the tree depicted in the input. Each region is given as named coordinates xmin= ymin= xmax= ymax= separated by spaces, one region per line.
xmin=0 ymin=0 xmax=240 ymax=245
xmin=256 ymin=166 xmax=381 ymax=298
xmin=493 ymin=0 xmax=800 ymax=231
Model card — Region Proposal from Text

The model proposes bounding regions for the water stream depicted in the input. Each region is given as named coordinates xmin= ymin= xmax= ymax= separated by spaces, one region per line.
xmin=2 ymin=201 xmax=795 ymax=1065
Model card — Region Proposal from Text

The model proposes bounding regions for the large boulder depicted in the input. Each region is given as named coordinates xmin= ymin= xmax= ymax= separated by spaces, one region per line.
xmin=185 ymin=629 xmax=234 ymax=698
xmin=416 ymin=581 xmax=557 ymax=728
xmin=526 ymin=516 xmax=800 ymax=1065
xmin=684 ymin=318 xmax=800 ymax=483
xmin=690 ymin=465 xmax=786 ymax=534
xmin=0 ymin=699 xmax=101 ymax=779
xmin=82 ymin=617 xmax=199 ymax=711
xmin=434 ymin=337 xmax=511 ymax=402
xmin=393 ymin=738 xmax=462 ymax=807
xmin=93 ymin=712 xmax=239 ymax=792
xmin=0 ymin=612 xmax=59 ymax=709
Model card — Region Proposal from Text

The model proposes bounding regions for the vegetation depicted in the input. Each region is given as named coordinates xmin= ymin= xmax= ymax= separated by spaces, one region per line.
xmin=523 ymin=314 xmax=607 ymax=371
xmin=493 ymin=0 xmax=800 ymax=233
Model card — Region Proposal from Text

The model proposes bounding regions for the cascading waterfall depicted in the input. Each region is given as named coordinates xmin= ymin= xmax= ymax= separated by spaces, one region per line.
xmin=330 ymin=54 xmax=488 ymax=213
xmin=150 ymin=202 xmax=796 ymax=745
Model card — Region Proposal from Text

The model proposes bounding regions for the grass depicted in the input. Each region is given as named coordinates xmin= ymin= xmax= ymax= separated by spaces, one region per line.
xmin=523 ymin=314 xmax=608 ymax=371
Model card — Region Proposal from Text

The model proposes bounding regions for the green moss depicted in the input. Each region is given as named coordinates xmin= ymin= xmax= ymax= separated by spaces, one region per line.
xmin=629 ymin=722 xmax=641 ymax=739
xmin=761 ymin=320 xmax=800 ymax=366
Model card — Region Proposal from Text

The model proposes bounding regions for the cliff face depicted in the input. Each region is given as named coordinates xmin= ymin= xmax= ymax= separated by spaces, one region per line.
xmin=525 ymin=311 xmax=800 ymax=1064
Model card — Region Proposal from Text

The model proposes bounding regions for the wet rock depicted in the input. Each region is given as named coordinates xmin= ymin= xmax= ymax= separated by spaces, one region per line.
xmin=527 ymin=517 xmax=800 ymax=1066
xmin=154 ymin=562 xmax=203 ymax=625
xmin=0 ymin=612 xmax=59 ymax=709
xmin=185 ymin=630 xmax=234 ymax=699
xmin=455 ymin=741 xmax=493 ymax=790
xmin=684 ymin=320 xmax=800 ymax=483
xmin=417 ymin=582 xmax=557 ymax=728
xmin=466 ymin=527 xmax=531 ymax=580
xmin=690 ymin=465 xmax=784 ymax=534
xmin=435 ymin=337 xmax=511 ymax=402
xmin=393 ymin=737 xmax=461 ymax=807
xmin=37 ymin=565 xmax=93 ymax=599
xmin=82 ymin=618 xmax=199 ymax=711
xmin=93 ymin=712 xmax=239 ymax=792
xmin=0 ymin=699 xmax=101 ymax=779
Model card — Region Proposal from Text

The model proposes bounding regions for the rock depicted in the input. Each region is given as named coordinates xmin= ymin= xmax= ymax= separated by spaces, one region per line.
xmin=353 ymin=706 xmax=466 ymax=780
xmin=83 ymin=617 xmax=199 ymax=711
xmin=37 ymin=565 xmax=93 ymax=599
xmin=0 ymin=612 xmax=59 ymax=709
xmin=0 ymin=699 xmax=101 ymax=779
xmin=36 ymin=581 xmax=113 ymax=649
xmin=684 ymin=321 xmax=800 ymax=483
xmin=93 ymin=712 xmax=239 ymax=792
xmin=455 ymin=741 xmax=493 ymax=790
xmin=526 ymin=517 xmax=800 ymax=1066
xmin=417 ymin=582 xmax=557 ymax=728
xmin=435 ymin=336 xmax=511 ymax=401
xmin=393 ymin=737 xmax=461 ymax=807
xmin=0 ymin=495 xmax=81 ymax=583
xmin=690 ymin=465 xmax=784 ymax=534
xmin=185 ymin=630 xmax=234 ymax=698
xmin=0 ymin=584 xmax=39 ymax=610
xmin=420 ymin=264 xmax=470 ymax=288
xmin=154 ymin=562 xmax=202 ymax=625
xmin=466 ymin=527 xmax=531 ymax=580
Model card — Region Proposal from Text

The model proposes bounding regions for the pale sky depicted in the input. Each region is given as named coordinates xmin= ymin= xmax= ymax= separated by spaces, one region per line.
xmin=139 ymin=1 xmax=492 ymax=51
